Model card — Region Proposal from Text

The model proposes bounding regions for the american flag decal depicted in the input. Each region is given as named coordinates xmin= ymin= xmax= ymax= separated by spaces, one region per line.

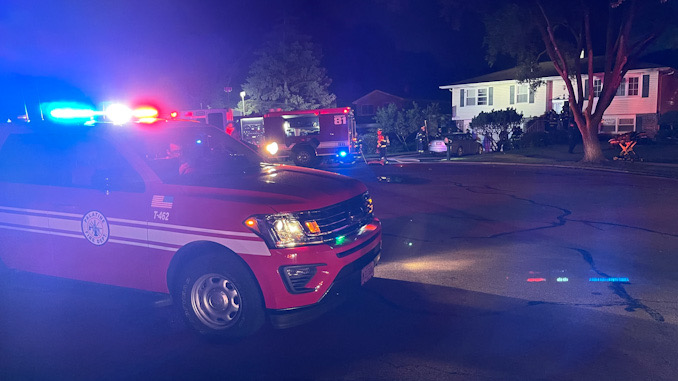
xmin=151 ymin=195 xmax=174 ymax=209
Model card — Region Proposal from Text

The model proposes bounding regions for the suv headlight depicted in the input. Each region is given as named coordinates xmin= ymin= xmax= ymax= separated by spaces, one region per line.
xmin=244 ymin=213 xmax=323 ymax=248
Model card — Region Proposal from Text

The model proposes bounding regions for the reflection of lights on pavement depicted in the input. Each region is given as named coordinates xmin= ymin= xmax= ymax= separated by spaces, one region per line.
xmin=400 ymin=258 xmax=475 ymax=272
xmin=590 ymin=277 xmax=630 ymax=282
xmin=527 ymin=278 xmax=547 ymax=282
xmin=557 ymin=277 xmax=569 ymax=282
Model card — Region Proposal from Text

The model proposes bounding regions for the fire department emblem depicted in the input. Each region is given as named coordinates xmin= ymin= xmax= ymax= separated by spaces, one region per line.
xmin=81 ymin=211 xmax=110 ymax=246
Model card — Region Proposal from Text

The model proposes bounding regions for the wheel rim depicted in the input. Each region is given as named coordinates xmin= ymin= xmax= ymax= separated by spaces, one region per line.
xmin=191 ymin=273 xmax=241 ymax=330
xmin=296 ymin=151 xmax=311 ymax=164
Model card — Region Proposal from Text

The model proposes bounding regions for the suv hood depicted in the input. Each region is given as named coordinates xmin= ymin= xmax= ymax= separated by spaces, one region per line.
xmin=171 ymin=164 xmax=367 ymax=212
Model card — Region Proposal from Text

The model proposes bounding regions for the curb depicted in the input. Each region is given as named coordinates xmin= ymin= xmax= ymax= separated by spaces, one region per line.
xmin=370 ymin=155 xmax=678 ymax=180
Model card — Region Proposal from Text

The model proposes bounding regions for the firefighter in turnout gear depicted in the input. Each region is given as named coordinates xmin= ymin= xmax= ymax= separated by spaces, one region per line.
xmin=416 ymin=125 xmax=428 ymax=154
xmin=377 ymin=128 xmax=390 ymax=165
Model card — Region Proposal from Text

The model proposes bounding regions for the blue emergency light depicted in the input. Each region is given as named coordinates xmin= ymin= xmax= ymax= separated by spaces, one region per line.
xmin=44 ymin=102 xmax=98 ymax=123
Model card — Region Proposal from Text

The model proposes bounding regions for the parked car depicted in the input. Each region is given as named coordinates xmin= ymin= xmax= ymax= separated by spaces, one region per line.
xmin=429 ymin=132 xmax=483 ymax=156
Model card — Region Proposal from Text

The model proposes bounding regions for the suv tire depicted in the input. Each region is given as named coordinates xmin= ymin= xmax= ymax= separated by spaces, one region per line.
xmin=177 ymin=255 xmax=265 ymax=338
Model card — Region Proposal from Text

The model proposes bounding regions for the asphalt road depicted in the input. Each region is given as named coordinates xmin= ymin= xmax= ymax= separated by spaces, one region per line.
xmin=1 ymin=162 xmax=677 ymax=380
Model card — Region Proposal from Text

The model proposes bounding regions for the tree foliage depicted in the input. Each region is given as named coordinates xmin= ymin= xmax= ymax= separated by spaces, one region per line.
xmin=475 ymin=0 xmax=674 ymax=162
xmin=470 ymin=108 xmax=523 ymax=149
xmin=241 ymin=30 xmax=336 ymax=115
xmin=374 ymin=102 xmax=449 ymax=150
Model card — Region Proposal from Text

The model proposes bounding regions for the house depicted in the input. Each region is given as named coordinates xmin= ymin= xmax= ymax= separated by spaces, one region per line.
xmin=351 ymin=90 xmax=407 ymax=133
xmin=352 ymin=90 xmax=407 ymax=118
xmin=439 ymin=60 xmax=678 ymax=136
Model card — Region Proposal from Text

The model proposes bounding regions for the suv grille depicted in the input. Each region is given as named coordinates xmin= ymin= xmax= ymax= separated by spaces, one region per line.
xmin=297 ymin=192 xmax=373 ymax=243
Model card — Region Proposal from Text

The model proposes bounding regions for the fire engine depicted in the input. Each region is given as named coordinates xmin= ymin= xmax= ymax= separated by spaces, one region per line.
xmin=0 ymin=102 xmax=381 ymax=338
xmin=240 ymin=107 xmax=360 ymax=167
xmin=170 ymin=108 xmax=238 ymax=135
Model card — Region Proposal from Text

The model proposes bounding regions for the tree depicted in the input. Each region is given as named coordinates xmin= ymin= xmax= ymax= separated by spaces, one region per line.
xmin=375 ymin=102 xmax=439 ymax=150
xmin=477 ymin=0 xmax=674 ymax=162
xmin=471 ymin=108 xmax=524 ymax=151
xmin=374 ymin=103 xmax=404 ymax=149
xmin=241 ymin=30 xmax=336 ymax=115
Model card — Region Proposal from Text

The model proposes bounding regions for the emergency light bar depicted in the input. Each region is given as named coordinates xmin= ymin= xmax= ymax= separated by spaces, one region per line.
xmin=46 ymin=102 xmax=160 ymax=125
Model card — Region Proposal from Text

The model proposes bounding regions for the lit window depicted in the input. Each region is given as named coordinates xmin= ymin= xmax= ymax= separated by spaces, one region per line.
xmin=466 ymin=89 xmax=476 ymax=106
xmin=477 ymin=88 xmax=488 ymax=105
xmin=516 ymin=85 xmax=529 ymax=103
xmin=628 ymin=77 xmax=639 ymax=96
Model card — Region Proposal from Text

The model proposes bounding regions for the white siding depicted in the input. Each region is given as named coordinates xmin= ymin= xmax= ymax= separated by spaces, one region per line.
xmin=449 ymin=80 xmax=549 ymax=123
xmin=444 ymin=68 xmax=662 ymax=133
xmin=549 ymin=69 xmax=659 ymax=116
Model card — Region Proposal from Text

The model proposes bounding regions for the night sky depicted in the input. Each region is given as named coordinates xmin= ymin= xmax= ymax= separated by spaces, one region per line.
xmin=0 ymin=0 xmax=496 ymax=119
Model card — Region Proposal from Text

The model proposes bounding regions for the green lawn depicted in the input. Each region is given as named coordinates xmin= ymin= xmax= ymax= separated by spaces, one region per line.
xmin=460 ymin=142 xmax=678 ymax=164
xmin=453 ymin=142 xmax=678 ymax=179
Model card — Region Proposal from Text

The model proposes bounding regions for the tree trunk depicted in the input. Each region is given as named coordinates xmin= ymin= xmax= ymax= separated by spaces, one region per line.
xmin=580 ymin=120 xmax=606 ymax=163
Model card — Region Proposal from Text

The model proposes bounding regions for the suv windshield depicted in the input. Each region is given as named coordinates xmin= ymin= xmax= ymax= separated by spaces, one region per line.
xmin=126 ymin=123 xmax=266 ymax=184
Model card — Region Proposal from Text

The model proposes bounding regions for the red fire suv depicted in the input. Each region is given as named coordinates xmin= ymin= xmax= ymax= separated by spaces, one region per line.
xmin=0 ymin=116 xmax=381 ymax=337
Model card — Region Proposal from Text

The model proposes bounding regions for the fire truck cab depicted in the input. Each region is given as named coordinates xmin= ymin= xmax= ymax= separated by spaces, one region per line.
xmin=240 ymin=107 xmax=359 ymax=167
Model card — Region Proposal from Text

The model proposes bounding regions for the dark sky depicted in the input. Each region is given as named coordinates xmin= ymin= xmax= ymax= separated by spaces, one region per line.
xmin=0 ymin=0 xmax=495 ymax=118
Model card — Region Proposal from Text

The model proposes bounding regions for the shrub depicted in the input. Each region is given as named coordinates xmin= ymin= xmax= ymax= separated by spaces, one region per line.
xmin=520 ymin=131 xmax=551 ymax=147
xmin=359 ymin=133 xmax=378 ymax=154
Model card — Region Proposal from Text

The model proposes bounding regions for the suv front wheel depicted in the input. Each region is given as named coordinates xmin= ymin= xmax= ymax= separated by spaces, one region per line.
xmin=177 ymin=255 xmax=265 ymax=338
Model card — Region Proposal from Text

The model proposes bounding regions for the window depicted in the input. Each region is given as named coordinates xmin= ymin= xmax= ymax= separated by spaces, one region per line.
xmin=283 ymin=115 xmax=320 ymax=137
xmin=616 ymin=78 xmax=626 ymax=96
xmin=598 ymin=117 xmax=635 ymax=134
xmin=600 ymin=118 xmax=616 ymax=133
xmin=361 ymin=104 xmax=374 ymax=116
xmin=618 ymin=118 xmax=635 ymax=132
xmin=593 ymin=78 xmax=602 ymax=97
xmin=516 ymin=85 xmax=529 ymax=103
xmin=0 ymin=133 xmax=144 ymax=192
xmin=136 ymin=126 xmax=264 ymax=185
xmin=477 ymin=89 xmax=488 ymax=105
xmin=628 ymin=77 xmax=639 ymax=96
xmin=465 ymin=89 xmax=476 ymax=106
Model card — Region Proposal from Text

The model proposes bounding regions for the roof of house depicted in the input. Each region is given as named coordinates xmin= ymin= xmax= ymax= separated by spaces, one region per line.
xmin=440 ymin=58 xmax=671 ymax=88
xmin=352 ymin=90 xmax=406 ymax=104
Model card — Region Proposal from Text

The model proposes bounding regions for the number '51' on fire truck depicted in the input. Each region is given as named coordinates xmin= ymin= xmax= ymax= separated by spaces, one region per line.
xmin=238 ymin=107 xmax=359 ymax=167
